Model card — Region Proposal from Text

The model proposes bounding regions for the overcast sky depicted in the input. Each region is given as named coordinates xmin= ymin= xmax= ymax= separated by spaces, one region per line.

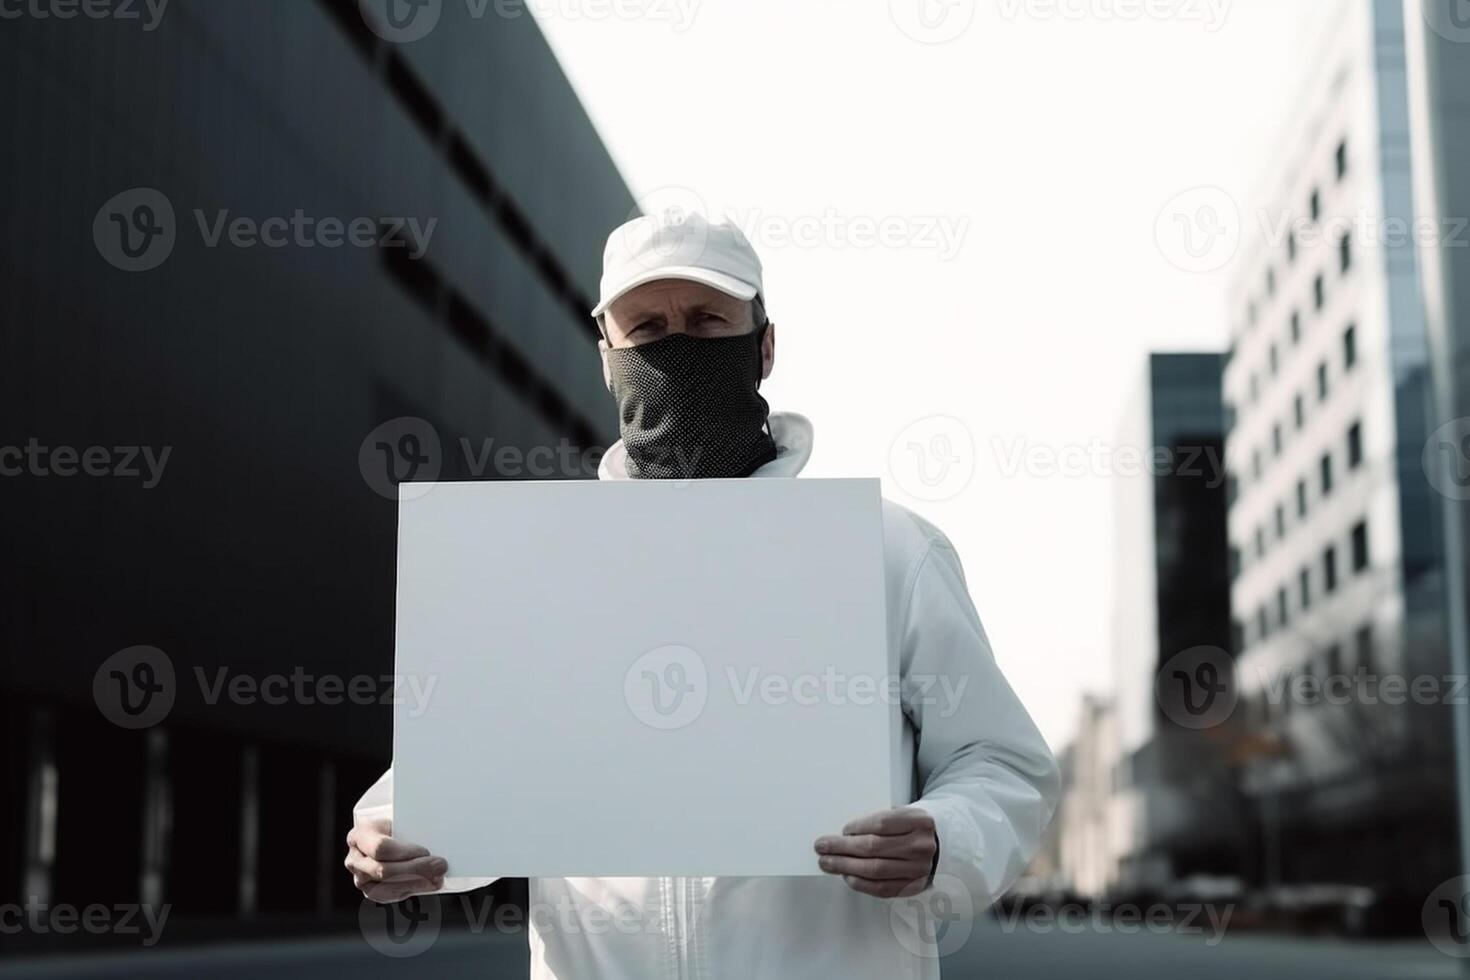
xmin=533 ymin=0 xmax=1328 ymax=749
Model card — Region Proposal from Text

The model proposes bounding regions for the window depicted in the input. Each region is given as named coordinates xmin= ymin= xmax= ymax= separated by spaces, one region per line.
xmin=1273 ymin=423 xmax=1283 ymax=457
xmin=1310 ymin=188 xmax=1322 ymax=222
xmin=1314 ymin=274 xmax=1326 ymax=310
xmin=1257 ymin=605 xmax=1270 ymax=642
xmin=1355 ymin=624 xmax=1374 ymax=673
xmin=1294 ymin=393 xmax=1306 ymax=430
xmin=1317 ymin=361 xmax=1330 ymax=402
xmin=1336 ymin=139 xmax=1348 ymax=180
xmin=1288 ymin=230 xmax=1298 ymax=263
xmin=1253 ymin=449 xmax=1263 ymax=481
xmin=1343 ymin=323 xmax=1357 ymax=370
xmin=1278 ymin=587 xmax=1290 ymax=627
xmin=1299 ymin=567 xmax=1311 ymax=610
xmin=1296 ymin=478 xmax=1308 ymax=518
xmin=1255 ymin=526 xmax=1266 ymax=559
xmin=1324 ymin=546 xmax=1339 ymax=593
xmin=1275 ymin=504 xmax=1286 ymax=539
xmin=1352 ymin=520 xmax=1370 ymax=572
xmin=1339 ymin=233 xmax=1352 ymax=274
xmin=1320 ymin=453 xmax=1334 ymax=496
xmin=1250 ymin=373 xmax=1260 ymax=404
xmin=1269 ymin=344 xmax=1279 ymax=376
xmin=1348 ymin=421 xmax=1363 ymax=469
xmin=1290 ymin=310 xmax=1302 ymax=344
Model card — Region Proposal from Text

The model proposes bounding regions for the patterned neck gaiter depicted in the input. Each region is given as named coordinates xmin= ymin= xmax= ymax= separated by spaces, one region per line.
xmin=605 ymin=326 xmax=778 ymax=480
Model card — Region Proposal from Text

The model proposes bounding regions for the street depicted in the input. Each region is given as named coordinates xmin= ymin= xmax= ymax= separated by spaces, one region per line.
xmin=0 ymin=918 xmax=1454 ymax=980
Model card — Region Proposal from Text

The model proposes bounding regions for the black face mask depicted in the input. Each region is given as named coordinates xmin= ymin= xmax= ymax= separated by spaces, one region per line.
xmin=604 ymin=326 xmax=777 ymax=480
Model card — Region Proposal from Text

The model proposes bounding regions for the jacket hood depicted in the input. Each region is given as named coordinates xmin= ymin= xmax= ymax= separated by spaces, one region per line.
xmin=598 ymin=411 xmax=813 ymax=480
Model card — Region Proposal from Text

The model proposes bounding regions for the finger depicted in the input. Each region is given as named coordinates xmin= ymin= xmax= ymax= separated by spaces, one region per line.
xmin=817 ymin=854 xmax=930 ymax=881
xmin=840 ymin=807 xmax=935 ymax=837
xmin=815 ymin=830 xmax=934 ymax=860
xmin=346 ymin=848 xmax=448 ymax=883
xmin=348 ymin=823 xmax=429 ymax=863
xmin=362 ymin=880 xmax=432 ymax=904
xmin=841 ymin=875 xmax=928 ymax=900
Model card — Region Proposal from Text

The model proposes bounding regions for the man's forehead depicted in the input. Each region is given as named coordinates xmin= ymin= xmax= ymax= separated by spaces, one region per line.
xmin=611 ymin=279 xmax=745 ymax=314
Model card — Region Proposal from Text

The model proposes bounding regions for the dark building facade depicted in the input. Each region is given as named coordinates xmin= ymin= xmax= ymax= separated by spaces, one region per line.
xmin=1 ymin=0 xmax=632 ymax=950
xmin=1112 ymin=353 xmax=1244 ymax=893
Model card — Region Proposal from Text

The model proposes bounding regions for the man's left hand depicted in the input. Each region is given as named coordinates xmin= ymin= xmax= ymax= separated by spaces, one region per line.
xmin=814 ymin=806 xmax=938 ymax=899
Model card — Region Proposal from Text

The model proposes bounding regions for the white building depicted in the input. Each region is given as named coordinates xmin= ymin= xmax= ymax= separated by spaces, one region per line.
xmin=1224 ymin=0 xmax=1455 ymax=893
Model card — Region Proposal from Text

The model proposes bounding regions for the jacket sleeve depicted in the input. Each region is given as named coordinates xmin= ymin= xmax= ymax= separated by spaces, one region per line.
xmin=353 ymin=767 xmax=500 ymax=898
xmin=902 ymin=539 xmax=1060 ymax=909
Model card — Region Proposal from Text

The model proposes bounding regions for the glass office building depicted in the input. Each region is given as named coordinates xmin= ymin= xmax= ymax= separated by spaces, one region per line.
xmin=0 ymin=0 xmax=633 ymax=946
xmin=1111 ymin=352 xmax=1237 ymax=894
xmin=1222 ymin=0 xmax=1455 ymax=907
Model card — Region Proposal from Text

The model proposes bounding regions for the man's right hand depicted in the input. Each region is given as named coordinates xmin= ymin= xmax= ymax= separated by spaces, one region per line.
xmin=345 ymin=817 xmax=448 ymax=904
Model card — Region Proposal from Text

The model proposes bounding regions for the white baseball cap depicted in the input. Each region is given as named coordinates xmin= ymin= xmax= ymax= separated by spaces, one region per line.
xmin=591 ymin=211 xmax=763 ymax=318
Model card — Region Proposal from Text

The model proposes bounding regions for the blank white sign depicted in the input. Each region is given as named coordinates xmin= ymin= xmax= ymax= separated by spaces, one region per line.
xmin=392 ymin=477 xmax=896 ymax=878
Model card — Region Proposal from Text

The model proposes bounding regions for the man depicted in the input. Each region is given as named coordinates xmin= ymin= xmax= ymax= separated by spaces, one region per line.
xmin=346 ymin=212 xmax=1059 ymax=977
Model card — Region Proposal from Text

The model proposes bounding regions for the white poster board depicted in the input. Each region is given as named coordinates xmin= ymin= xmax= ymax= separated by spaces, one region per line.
xmin=392 ymin=477 xmax=896 ymax=878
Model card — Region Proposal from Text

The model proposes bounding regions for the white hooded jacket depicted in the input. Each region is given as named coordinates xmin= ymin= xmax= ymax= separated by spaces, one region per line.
xmin=354 ymin=412 xmax=1060 ymax=979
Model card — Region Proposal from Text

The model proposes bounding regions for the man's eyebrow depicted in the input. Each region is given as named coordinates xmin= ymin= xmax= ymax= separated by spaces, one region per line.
xmin=622 ymin=310 xmax=667 ymax=326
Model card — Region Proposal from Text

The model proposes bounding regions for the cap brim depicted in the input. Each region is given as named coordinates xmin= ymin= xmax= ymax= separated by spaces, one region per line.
xmin=590 ymin=267 xmax=759 ymax=318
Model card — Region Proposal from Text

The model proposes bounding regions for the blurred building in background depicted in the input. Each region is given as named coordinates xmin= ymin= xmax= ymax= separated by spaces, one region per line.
xmin=1053 ymin=694 xmax=1120 ymax=898
xmin=1223 ymin=0 xmax=1455 ymax=908
xmin=0 ymin=0 xmax=630 ymax=947
xmin=1109 ymin=352 xmax=1240 ymax=898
